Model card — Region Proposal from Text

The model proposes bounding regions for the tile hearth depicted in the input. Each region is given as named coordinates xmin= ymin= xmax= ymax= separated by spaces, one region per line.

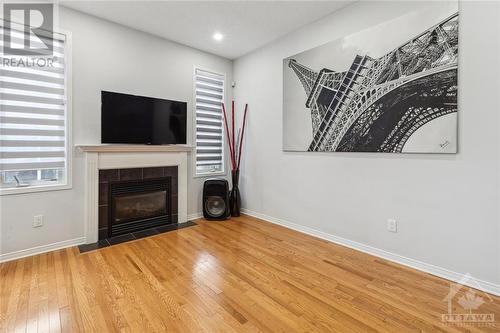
xmin=78 ymin=220 xmax=197 ymax=253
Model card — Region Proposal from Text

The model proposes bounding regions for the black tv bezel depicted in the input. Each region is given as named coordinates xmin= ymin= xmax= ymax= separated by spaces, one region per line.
xmin=100 ymin=90 xmax=187 ymax=145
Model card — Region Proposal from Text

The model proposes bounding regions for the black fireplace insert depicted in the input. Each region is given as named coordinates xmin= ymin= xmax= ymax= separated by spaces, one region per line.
xmin=108 ymin=177 xmax=172 ymax=237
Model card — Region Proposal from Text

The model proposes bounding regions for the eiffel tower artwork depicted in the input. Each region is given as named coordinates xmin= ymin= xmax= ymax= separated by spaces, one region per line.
xmin=283 ymin=3 xmax=458 ymax=153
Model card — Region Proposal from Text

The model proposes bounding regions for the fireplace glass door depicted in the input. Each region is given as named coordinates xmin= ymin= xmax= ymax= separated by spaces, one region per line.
xmin=113 ymin=190 xmax=167 ymax=224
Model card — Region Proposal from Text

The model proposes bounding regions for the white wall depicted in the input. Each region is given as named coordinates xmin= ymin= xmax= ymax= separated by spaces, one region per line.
xmin=233 ymin=1 xmax=500 ymax=285
xmin=0 ymin=7 xmax=232 ymax=256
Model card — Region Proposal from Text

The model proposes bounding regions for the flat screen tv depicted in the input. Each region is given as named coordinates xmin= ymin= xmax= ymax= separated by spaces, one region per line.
xmin=101 ymin=91 xmax=187 ymax=145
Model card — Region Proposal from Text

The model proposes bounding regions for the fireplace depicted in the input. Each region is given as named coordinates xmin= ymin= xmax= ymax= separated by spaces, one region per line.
xmin=98 ymin=166 xmax=178 ymax=240
xmin=109 ymin=178 xmax=171 ymax=237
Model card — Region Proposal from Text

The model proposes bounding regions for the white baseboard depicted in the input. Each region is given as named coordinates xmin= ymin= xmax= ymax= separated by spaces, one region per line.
xmin=0 ymin=237 xmax=86 ymax=263
xmin=241 ymin=208 xmax=500 ymax=297
xmin=2 ymin=216 xmax=203 ymax=263
xmin=187 ymin=212 xmax=203 ymax=221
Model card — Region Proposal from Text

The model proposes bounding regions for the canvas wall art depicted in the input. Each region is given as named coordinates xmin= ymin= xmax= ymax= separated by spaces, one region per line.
xmin=283 ymin=3 xmax=458 ymax=153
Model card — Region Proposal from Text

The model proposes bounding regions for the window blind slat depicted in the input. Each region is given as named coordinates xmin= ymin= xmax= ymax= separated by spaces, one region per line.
xmin=1 ymin=140 xmax=65 ymax=147
xmin=196 ymin=105 xmax=222 ymax=113
xmin=196 ymin=127 xmax=222 ymax=134
xmin=195 ymin=112 xmax=222 ymax=121
xmin=197 ymin=141 xmax=222 ymax=147
xmin=197 ymin=120 xmax=222 ymax=126
xmin=0 ymin=69 xmax=64 ymax=85
xmin=196 ymin=70 xmax=224 ymax=80
xmin=196 ymin=76 xmax=223 ymax=87
xmin=197 ymin=149 xmax=222 ymax=154
xmin=0 ymin=161 xmax=64 ymax=171
xmin=196 ymin=155 xmax=222 ymax=161
xmin=196 ymin=98 xmax=222 ymax=107
xmin=0 ymin=117 xmax=64 ymax=126
xmin=196 ymin=83 xmax=223 ymax=93
xmin=196 ymin=91 xmax=223 ymax=100
xmin=1 ymin=93 xmax=64 ymax=105
xmin=196 ymin=134 xmax=223 ymax=140
xmin=0 ymin=128 xmax=64 ymax=136
xmin=197 ymin=160 xmax=222 ymax=165
xmin=0 ymin=151 xmax=65 ymax=158
xmin=0 ymin=105 xmax=65 ymax=116
xmin=0 ymin=81 xmax=65 ymax=95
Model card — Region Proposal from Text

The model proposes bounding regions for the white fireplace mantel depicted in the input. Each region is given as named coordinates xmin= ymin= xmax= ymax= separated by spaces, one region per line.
xmin=77 ymin=144 xmax=193 ymax=153
xmin=76 ymin=144 xmax=193 ymax=244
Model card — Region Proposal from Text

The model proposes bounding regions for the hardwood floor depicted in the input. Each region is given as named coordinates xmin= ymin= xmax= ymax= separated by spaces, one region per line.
xmin=1 ymin=215 xmax=499 ymax=332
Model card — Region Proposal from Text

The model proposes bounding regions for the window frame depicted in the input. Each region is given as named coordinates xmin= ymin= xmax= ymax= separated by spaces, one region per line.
xmin=0 ymin=30 xmax=72 ymax=196
xmin=192 ymin=66 xmax=227 ymax=178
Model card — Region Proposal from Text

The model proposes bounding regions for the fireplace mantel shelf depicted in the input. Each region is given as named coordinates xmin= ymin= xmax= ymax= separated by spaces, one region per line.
xmin=76 ymin=144 xmax=193 ymax=153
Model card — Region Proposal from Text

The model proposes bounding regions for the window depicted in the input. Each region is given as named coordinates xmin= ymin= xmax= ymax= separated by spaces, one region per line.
xmin=0 ymin=24 xmax=70 ymax=194
xmin=194 ymin=68 xmax=225 ymax=176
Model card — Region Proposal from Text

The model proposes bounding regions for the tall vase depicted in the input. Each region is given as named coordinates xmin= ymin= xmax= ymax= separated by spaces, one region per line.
xmin=230 ymin=169 xmax=241 ymax=217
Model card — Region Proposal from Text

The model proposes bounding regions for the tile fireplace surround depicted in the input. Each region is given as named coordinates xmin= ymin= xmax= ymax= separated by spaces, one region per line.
xmin=77 ymin=144 xmax=191 ymax=244
xmin=98 ymin=166 xmax=178 ymax=240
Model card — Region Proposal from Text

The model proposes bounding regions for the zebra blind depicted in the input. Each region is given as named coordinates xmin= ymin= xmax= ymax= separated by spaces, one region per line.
xmin=194 ymin=68 xmax=225 ymax=175
xmin=0 ymin=25 xmax=68 ymax=189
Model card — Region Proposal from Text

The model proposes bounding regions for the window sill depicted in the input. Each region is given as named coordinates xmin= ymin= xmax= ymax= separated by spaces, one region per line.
xmin=0 ymin=183 xmax=72 ymax=196
xmin=194 ymin=171 xmax=227 ymax=179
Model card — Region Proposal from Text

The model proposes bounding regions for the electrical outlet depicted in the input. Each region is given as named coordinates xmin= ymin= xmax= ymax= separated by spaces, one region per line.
xmin=33 ymin=215 xmax=43 ymax=228
xmin=387 ymin=218 xmax=397 ymax=233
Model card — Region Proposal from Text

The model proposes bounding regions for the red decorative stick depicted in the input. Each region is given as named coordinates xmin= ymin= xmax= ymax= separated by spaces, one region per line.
xmin=235 ymin=128 xmax=241 ymax=166
xmin=237 ymin=103 xmax=248 ymax=169
xmin=222 ymin=103 xmax=236 ymax=169
xmin=231 ymin=100 xmax=235 ymax=169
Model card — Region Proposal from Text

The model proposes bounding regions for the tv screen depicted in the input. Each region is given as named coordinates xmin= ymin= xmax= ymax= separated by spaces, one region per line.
xmin=101 ymin=91 xmax=187 ymax=145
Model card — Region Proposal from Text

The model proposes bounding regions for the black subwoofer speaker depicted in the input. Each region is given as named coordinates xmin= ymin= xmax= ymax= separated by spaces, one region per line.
xmin=203 ymin=179 xmax=230 ymax=220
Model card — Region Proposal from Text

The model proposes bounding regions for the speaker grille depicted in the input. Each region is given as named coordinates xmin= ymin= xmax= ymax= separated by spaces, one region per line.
xmin=205 ymin=196 xmax=226 ymax=217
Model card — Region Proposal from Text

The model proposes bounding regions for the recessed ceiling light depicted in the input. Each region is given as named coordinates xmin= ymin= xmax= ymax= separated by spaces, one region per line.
xmin=213 ymin=32 xmax=224 ymax=42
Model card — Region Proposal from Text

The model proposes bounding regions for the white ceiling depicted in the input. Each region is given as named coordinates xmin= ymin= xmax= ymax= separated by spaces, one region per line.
xmin=61 ymin=1 xmax=354 ymax=59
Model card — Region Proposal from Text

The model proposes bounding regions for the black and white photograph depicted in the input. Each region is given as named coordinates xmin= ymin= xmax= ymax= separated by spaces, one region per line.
xmin=283 ymin=2 xmax=458 ymax=153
